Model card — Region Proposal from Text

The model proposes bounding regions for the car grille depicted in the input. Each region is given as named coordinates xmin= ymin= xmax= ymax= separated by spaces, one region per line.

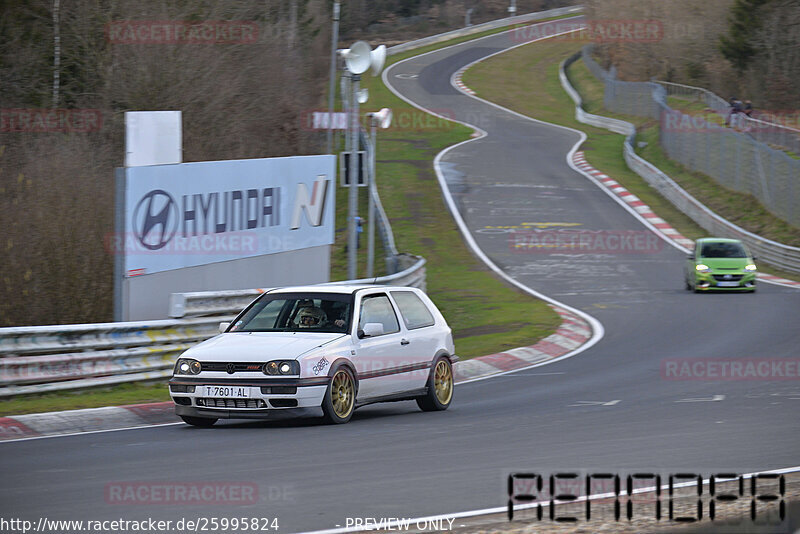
xmin=201 ymin=362 xmax=265 ymax=374
xmin=197 ymin=398 xmax=267 ymax=409
xmin=712 ymin=274 xmax=743 ymax=281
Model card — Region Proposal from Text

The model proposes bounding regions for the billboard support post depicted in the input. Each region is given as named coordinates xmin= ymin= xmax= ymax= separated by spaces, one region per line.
xmin=347 ymin=74 xmax=361 ymax=280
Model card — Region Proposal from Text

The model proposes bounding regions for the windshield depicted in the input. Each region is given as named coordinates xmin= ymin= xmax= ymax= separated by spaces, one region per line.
xmin=230 ymin=292 xmax=353 ymax=333
xmin=700 ymin=242 xmax=747 ymax=258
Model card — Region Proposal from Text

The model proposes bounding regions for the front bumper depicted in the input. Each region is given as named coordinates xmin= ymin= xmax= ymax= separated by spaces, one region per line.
xmin=693 ymin=272 xmax=756 ymax=290
xmin=169 ymin=376 xmax=329 ymax=419
xmin=174 ymin=404 xmax=319 ymax=420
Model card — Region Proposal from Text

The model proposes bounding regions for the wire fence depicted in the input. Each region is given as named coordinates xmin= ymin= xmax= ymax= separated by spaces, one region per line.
xmin=581 ymin=46 xmax=800 ymax=228
xmin=564 ymin=51 xmax=800 ymax=274
xmin=656 ymin=81 xmax=800 ymax=156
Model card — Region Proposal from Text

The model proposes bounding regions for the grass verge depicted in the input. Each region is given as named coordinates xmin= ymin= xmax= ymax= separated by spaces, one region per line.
xmin=463 ymin=39 xmax=800 ymax=281
xmin=1 ymin=19 xmax=569 ymax=417
xmin=345 ymin=33 xmax=563 ymax=359
xmin=0 ymin=382 xmax=170 ymax=417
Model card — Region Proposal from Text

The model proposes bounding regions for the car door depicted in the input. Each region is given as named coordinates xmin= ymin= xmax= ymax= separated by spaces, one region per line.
xmin=352 ymin=292 xmax=415 ymax=399
xmin=388 ymin=290 xmax=440 ymax=391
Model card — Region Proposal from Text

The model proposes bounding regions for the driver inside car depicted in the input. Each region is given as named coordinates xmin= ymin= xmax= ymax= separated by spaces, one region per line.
xmin=296 ymin=306 xmax=346 ymax=329
xmin=297 ymin=306 xmax=326 ymax=328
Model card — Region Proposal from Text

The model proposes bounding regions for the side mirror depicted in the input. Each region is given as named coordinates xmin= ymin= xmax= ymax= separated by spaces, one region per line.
xmin=687 ymin=253 xmax=695 ymax=260
xmin=752 ymin=256 xmax=758 ymax=261
xmin=219 ymin=322 xmax=230 ymax=333
xmin=358 ymin=323 xmax=384 ymax=338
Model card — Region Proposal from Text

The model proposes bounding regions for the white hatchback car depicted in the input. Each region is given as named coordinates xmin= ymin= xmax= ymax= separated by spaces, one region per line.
xmin=169 ymin=285 xmax=457 ymax=425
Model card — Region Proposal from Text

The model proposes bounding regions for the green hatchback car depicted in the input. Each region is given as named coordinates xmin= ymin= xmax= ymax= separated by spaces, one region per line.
xmin=685 ymin=238 xmax=757 ymax=292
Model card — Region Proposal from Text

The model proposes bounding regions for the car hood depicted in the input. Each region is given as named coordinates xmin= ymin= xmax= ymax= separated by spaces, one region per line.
xmin=184 ymin=332 xmax=347 ymax=362
xmin=700 ymin=257 xmax=751 ymax=270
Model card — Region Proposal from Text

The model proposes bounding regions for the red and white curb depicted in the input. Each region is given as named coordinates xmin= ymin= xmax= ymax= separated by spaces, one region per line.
xmin=0 ymin=402 xmax=176 ymax=441
xmin=453 ymin=66 xmax=476 ymax=95
xmin=0 ymin=308 xmax=593 ymax=442
xmin=756 ymin=272 xmax=800 ymax=288
xmin=572 ymin=151 xmax=800 ymax=289
xmin=453 ymin=304 xmax=591 ymax=382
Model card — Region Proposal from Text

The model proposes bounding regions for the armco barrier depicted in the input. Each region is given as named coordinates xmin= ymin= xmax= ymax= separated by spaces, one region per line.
xmin=561 ymin=51 xmax=800 ymax=273
xmin=0 ymin=317 xmax=223 ymax=397
xmin=0 ymin=8 xmax=577 ymax=398
xmin=0 ymin=255 xmax=426 ymax=396
xmin=582 ymin=45 xmax=800 ymax=229
xmin=169 ymin=254 xmax=426 ymax=318
xmin=387 ymin=6 xmax=583 ymax=57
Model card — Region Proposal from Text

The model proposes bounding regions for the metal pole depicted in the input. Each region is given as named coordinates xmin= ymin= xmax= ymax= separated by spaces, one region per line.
xmin=341 ymin=72 xmax=351 ymax=169
xmin=52 ymin=0 xmax=60 ymax=107
xmin=326 ymin=2 xmax=340 ymax=154
xmin=367 ymin=118 xmax=377 ymax=278
xmin=347 ymin=75 xmax=361 ymax=280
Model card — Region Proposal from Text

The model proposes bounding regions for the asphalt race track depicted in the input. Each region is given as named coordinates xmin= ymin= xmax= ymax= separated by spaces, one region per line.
xmin=1 ymin=24 xmax=799 ymax=534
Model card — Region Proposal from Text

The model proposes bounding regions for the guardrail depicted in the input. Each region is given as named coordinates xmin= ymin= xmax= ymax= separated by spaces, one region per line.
xmin=360 ymin=129 xmax=401 ymax=274
xmin=0 ymin=317 xmax=223 ymax=397
xmin=561 ymin=51 xmax=800 ymax=274
xmin=582 ymin=46 xmax=800 ymax=229
xmin=169 ymin=254 xmax=426 ymax=319
xmin=386 ymin=5 xmax=583 ymax=56
xmin=0 ymin=8 xmax=576 ymax=399
xmin=0 ymin=255 xmax=427 ymax=397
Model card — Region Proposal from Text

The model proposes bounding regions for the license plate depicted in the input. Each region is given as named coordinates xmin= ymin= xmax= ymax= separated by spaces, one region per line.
xmin=204 ymin=386 xmax=250 ymax=398
xmin=716 ymin=281 xmax=739 ymax=287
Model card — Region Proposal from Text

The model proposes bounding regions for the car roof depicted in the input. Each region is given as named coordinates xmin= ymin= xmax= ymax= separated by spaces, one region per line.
xmin=266 ymin=285 xmax=418 ymax=295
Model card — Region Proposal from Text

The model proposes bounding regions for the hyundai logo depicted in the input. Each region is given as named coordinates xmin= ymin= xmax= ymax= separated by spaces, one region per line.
xmin=133 ymin=190 xmax=179 ymax=250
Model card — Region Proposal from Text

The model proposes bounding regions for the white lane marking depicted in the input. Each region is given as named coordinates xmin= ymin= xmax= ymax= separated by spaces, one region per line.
xmin=569 ymin=399 xmax=621 ymax=407
xmin=676 ymin=395 xmax=725 ymax=403
xmin=394 ymin=73 xmax=418 ymax=79
xmin=301 ymin=466 xmax=800 ymax=534
xmin=0 ymin=422 xmax=183 ymax=444
xmin=297 ymin=21 xmax=800 ymax=534
xmin=0 ymin=18 xmax=591 ymax=446
xmin=432 ymin=18 xmax=799 ymax=291
xmin=382 ymin=19 xmax=604 ymax=389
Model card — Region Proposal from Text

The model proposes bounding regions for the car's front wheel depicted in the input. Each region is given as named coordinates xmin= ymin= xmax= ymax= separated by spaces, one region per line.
xmin=180 ymin=416 xmax=217 ymax=427
xmin=322 ymin=367 xmax=356 ymax=424
xmin=417 ymin=356 xmax=454 ymax=412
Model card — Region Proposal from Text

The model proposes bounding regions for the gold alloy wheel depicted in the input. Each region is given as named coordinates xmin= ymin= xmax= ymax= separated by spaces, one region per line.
xmin=330 ymin=370 xmax=354 ymax=418
xmin=434 ymin=360 xmax=453 ymax=405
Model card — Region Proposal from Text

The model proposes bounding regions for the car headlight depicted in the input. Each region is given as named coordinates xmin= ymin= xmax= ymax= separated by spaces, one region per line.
xmin=744 ymin=264 xmax=757 ymax=271
xmin=263 ymin=360 xmax=299 ymax=375
xmin=175 ymin=358 xmax=202 ymax=375
xmin=695 ymin=264 xmax=711 ymax=273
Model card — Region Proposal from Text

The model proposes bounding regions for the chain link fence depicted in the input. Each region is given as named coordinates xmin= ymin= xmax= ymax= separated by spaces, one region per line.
xmin=656 ymin=81 xmax=800 ymax=156
xmin=581 ymin=46 xmax=799 ymax=228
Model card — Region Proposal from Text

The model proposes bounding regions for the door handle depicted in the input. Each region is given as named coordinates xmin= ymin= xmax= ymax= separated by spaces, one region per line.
xmin=400 ymin=339 xmax=410 ymax=346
